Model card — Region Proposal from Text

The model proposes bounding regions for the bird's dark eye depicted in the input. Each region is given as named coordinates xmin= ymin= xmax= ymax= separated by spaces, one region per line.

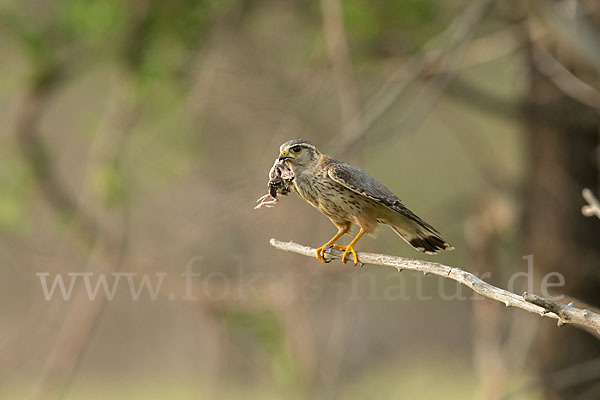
xmin=290 ymin=145 xmax=302 ymax=154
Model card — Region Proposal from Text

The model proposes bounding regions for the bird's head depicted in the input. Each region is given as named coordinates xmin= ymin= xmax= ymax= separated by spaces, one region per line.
xmin=278 ymin=139 xmax=321 ymax=171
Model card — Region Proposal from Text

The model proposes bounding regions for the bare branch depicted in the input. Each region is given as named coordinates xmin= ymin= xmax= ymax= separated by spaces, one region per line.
xmin=532 ymin=45 xmax=600 ymax=110
xmin=20 ymin=7 xmax=148 ymax=398
xmin=522 ymin=292 xmax=598 ymax=328
xmin=329 ymin=0 xmax=494 ymax=155
xmin=320 ymin=0 xmax=362 ymax=132
xmin=529 ymin=0 xmax=600 ymax=73
xmin=328 ymin=0 xmax=600 ymax=156
xmin=582 ymin=188 xmax=600 ymax=219
xmin=270 ymin=239 xmax=600 ymax=337
xmin=15 ymin=63 xmax=101 ymax=245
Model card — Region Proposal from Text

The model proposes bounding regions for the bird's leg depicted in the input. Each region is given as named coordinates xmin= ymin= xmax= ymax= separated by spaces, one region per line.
xmin=335 ymin=229 xmax=365 ymax=265
xmin=315 ymin=228 xmax=346 ymax=263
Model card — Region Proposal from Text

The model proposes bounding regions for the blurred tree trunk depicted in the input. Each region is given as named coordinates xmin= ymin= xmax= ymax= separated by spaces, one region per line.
xmin=522 ymin=10 xmax=600 ymax=398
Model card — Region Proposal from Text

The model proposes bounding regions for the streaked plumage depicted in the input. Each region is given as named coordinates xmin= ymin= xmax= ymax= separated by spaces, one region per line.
xmin=277 ymin=139 xmax=453 ymax=264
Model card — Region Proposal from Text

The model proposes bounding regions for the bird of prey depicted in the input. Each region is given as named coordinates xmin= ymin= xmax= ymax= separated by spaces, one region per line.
xmin=274 ymin=139 xmax=453 ymax=265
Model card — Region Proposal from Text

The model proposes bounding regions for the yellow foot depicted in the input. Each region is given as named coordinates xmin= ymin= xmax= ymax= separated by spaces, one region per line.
xmin=315 ymin=245 xmax=330 ymax=263
xmin=315 ymin=244 xmax=359 ymax=264
xmin=332 ymin=245 xmax=359 ymax=265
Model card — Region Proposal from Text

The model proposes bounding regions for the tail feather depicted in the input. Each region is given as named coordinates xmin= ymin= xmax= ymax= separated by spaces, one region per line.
xmin=390 ymin=225 xmax=454 ymax=255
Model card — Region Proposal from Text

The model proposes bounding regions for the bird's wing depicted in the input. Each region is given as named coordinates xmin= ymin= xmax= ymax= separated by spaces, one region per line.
xmin=326 ymin=159 xmax=440 ymax=234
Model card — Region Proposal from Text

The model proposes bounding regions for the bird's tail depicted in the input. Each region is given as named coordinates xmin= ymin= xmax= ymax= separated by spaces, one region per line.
xmin=388 ymin=215 xmax=454 ymax=255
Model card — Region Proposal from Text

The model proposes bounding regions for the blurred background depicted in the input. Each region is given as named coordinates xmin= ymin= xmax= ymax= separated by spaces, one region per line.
xmin=1 ymin=0 xmax=600 ymax=399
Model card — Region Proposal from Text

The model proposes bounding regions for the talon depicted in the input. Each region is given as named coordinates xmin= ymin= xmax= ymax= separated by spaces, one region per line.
xmin=341 ymin=246 xmax=358 ymax=265
xmin=314 ymin=228 xmax=347 ymax=264
xmin=315 ymin=246 xmax=329 ymax=263
xmin=328 ymin=244 xmax=358 ymax=265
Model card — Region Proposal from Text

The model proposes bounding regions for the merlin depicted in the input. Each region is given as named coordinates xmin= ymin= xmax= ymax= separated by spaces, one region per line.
xmin=267 ymin=139 xmax=453 ymax=265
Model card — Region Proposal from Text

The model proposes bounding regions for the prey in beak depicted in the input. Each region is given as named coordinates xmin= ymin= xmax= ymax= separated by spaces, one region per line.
xmin=255 ymin=158 xmax=295 ymax=209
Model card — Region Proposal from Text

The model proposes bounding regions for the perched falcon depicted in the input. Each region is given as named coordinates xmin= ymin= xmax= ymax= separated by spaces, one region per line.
xmin=276 ymin=139 xmax=453 ymax=264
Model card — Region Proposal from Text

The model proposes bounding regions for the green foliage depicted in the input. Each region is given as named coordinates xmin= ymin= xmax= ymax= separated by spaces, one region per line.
xmin=342 ymin=0 xmax=439 ymax=54
xmin=145 ymin=0 xmax=217 ymax=50
xmin=58 ymin=0 xmax=125 ymax=40
xmin=0 ymin=8 xmax=53 ymax=66
xmin=135 ymin=33 xmax=188 ymax=96
xmin=128 ymin=0 xmax=218 ymax=79
xmin=0 ymin=1 xmax=539 ymax=397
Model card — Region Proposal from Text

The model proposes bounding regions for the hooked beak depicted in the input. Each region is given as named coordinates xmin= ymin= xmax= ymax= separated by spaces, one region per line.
xmin=278 ymin=155 xmax=292 ymax=162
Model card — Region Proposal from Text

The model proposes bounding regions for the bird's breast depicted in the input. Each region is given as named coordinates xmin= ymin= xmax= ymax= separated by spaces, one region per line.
xmin=293 ymin=173 xmax=322 ymax=207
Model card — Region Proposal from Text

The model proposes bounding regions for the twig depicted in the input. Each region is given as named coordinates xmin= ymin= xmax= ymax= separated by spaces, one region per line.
xmin=529 ymin=0 xmax=600 ymax=72
xmin=329 ymin=0 xmax=598 ymax=156
xmin=330 ymin=0 xmax=494 ymax=155
xmin=15 ymin=63 xmax=101 ymax=246
xmin=320 ymin=0 xmax=362 ymax=132
xmin=523 ymin=293 xmax=590 ymax=327
xmin=20 ymin=6 xmax=147 ymax=399
xmin=582 ymin=188 xmax=600 ymax=220
xmin=532 ymin=45 xmax=600 ymax=110
xmin=270 ymin=239 xmax=600 ymax=336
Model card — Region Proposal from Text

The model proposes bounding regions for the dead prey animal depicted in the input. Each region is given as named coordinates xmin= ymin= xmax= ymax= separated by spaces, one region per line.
xmin=255 ymin=159 xmax=294 ymax=209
